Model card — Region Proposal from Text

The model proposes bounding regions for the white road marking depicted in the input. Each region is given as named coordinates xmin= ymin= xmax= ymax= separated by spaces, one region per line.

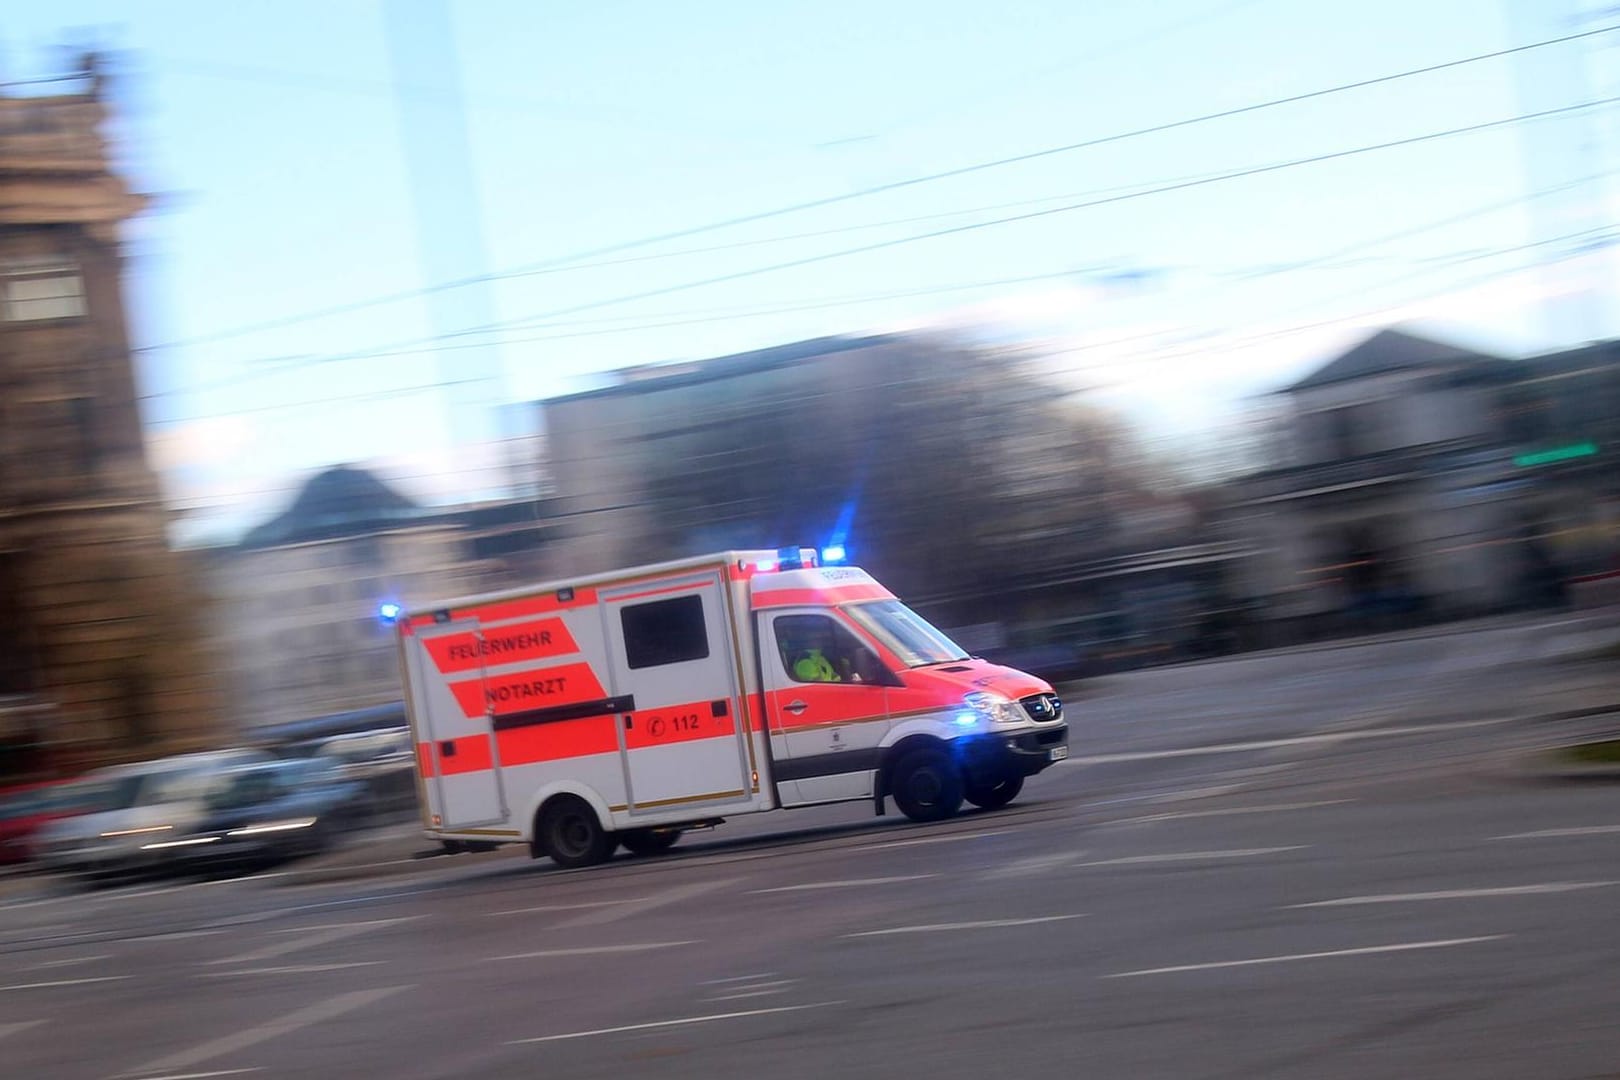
xmin=1 ymin=976 xmax=128 ymax=992
xmin=749 ymin=874 xmax=936 ymax=894
xmin=1494 ymin=825 xmax=1620 ymax=840
xmin=852 ymin=829 xmax=1010 ymax=851
xmin=488 ymin=898 xmax=650 ymax=917
xmin=556 ymin=880 xmax=739 ymax=928
xmin=1289 ymin=882 xmax=1620 ymax=908
xmin=0 ymin=1020 xmax=46 ymax=1041
xmin=1103 ymin=936 xmax=1508 ymax=978
xmin=701 ymin=973 xmax=777 ymax=985
xmin=119 ymin=985 xmax=408 ymax=1078
xmin=122 ymin=1068 xmax=259 ymax=1075
xmin=136 ymin=931 xmax=226 ymax=942
xmin=201 ymin=962 xmax=387 ymax=976
xmin=509 ymin=1001 xmax=844 ymax=1044
xmin=1073 ymin=718 xmax=1510 ymax=765
xmin=705 ymin=988 xmax=794 ymax=1002
xmin=123 ymin=1070 xmax=262 ymax=1080
xmin=848 ymin=914 xmax=1085 ymax=937
xmin=1072 ymin=846 xmax=1307 ymax=868
xmin=28 ymin=954 xmax=111 ymax=969
xmin=1117 ymin=799 xmax=1352 ymax=824
xmin=987 ymin=853 xmax=1086 ymax=878
xmin=491 ymin=941 xmax=698 ymax=961
xmin=1147 ymin=784 xmax=1245 ymax=802
xmin=267 ymin=917 xmax=421 ymax=934
xmin=208 ymin=917 xmax=417 ymax=965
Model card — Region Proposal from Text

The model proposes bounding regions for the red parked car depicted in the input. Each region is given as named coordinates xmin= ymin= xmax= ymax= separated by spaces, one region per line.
xmin=0 ymin=780 xmax=87 ymax=866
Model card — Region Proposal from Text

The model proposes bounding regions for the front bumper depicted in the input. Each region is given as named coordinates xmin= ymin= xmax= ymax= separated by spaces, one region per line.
xmin=953 ymin=724 xmax=1069 ymax=784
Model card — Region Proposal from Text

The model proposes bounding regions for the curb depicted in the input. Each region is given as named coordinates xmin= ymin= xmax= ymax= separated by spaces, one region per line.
xmin=272 ymin=830 xmax=522 ymax=887
xmin=1511 ymin=747 xmax=1620 ymax=784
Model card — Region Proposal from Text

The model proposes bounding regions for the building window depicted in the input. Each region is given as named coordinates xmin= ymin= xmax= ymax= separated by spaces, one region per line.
xmin=620 ymin=594 xmax=709 ymax=670
xmin=2 ymin=260 xmax=87 ymax=322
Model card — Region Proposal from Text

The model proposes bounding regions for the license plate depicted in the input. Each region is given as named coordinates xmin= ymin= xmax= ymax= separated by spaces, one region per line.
xmin=1048 ymin=745 xmax=1069 ymax=762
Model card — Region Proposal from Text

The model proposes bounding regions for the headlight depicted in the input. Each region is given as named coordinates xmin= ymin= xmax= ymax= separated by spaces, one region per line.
xmin=142 ymin=836 xmax=221 ymax=851
xmin=961 ymin=691 xmax=1026 ymax=724
xmin=226 ymin=818 xmax=317 ymax=837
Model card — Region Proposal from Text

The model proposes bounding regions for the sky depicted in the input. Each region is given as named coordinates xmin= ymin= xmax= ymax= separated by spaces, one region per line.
xmin=3 ymin=0 xmax=1618 ymax=544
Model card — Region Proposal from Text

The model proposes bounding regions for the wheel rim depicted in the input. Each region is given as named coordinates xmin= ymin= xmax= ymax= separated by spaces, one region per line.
xmin=908 ymin=768 xmax=943 ymax=806
xmin=553 ymin=812 xmax=592 ymax=856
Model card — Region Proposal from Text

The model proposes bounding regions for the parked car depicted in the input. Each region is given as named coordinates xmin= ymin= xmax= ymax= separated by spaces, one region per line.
xmin=149 ymin=758 xmax=367 ymax=876
xmin=0 ymin=779 xmax=88 ymax=867
xmin=295 ymin=728 xmax=417 ymax=822
xmin=34 ymin=749 xmax=272 ymax=884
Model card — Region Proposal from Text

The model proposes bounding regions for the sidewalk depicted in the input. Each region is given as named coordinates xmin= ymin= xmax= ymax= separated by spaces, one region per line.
xmin=273 ymin=820 xmax=518 ymax=886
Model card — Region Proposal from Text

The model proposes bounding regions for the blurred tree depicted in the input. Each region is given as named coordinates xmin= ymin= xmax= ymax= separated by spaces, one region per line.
xmin=637 ymin=337 xmax=1181 ymax=610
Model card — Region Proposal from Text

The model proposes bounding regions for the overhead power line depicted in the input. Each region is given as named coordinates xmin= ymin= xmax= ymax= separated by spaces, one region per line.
xmin=139 ymin=25 xmax=1620 ymax=353
xmin=160 ymin=225 xmax=1611 ymax=425
xmin=364 ymin=95 xmax=1620 ymax=353
xmin=145 ymin=94 xmax=1620 ymax=402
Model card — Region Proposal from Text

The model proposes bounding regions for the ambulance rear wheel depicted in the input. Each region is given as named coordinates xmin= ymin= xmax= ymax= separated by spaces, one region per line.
xmin=619 ymin=828 xmax=681 ymax=857
xmin=965 ymin=775 xmax=1023 ymax=811
xmin=536 ymin=796 xmax=615 ymax=869
xmin=890 ymin=747 xmax=964 ymax=822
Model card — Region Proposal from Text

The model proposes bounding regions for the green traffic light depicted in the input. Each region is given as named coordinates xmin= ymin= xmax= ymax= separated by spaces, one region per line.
xmin=1513 ymin=442 xmax=1598 ymax=467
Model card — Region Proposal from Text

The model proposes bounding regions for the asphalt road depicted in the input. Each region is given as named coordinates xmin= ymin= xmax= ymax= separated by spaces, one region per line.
xmin=3 ymin=613 xmax=1618 ymax=1079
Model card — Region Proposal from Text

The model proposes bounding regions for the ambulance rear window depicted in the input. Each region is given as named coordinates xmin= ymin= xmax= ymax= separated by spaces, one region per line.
xmin=621 ymin=594 xmax=711 ymax=669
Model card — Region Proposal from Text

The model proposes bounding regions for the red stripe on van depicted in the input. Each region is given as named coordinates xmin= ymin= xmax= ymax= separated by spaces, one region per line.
xmin=449 ymin=662 xmax=607 ymax=719
xmin=623 ymin=700 xmax=737 ymax=750
xmin=496 ymin=715 xmax=620 ymax=766
xmin=436 ymin=735 xmax=494 ymax=776
xmin=749 ymin=583 xmax=893 ymax=609
xmin=423 ymin=618 xmax=579 ymax=675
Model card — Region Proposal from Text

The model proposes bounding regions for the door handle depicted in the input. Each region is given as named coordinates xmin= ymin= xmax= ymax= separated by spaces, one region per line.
xmin=784 ymin=700 xmax=808 ymax=716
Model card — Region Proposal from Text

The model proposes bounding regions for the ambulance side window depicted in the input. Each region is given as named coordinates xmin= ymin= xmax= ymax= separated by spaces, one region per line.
xmin=775 ymin=614 xmax=886 ymax=685
xmin=622 ymin=594 xmax=710 ymax=669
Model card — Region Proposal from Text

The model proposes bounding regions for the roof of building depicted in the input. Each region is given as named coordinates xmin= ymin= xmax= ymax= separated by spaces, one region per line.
xmin=1284 ymin=328 xmax=1511 ymax=392
xmin=542 ymin=333 xmax=907 ymax=406
xmin=240 ymin=466 xmax=425 ymax=549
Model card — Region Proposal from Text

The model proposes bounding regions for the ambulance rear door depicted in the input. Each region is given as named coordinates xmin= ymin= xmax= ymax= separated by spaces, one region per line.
xmin=602 ymin=570 xmax=755 ymax=814
xmin=404 ymin=619 xmax=507 ymax=829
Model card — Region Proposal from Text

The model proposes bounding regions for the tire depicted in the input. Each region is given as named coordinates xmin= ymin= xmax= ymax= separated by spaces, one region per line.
xmin=964 ymin=775 xmax=1023 ymax=811
xmin=535 ymin=796 xmax=616 ymax=868
xmin=619 ymin=828 xmax=681 ymax=857
xmin=889 ymin=747 xmax=965 ymax=822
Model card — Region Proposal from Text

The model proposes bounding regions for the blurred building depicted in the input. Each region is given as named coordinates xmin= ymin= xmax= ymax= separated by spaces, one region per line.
xmin=1503 ymin=339 xmax=1620 ymax=584
xmin=204 ymin=466 xmax=556 ymax=730
xmin=540 ymin=334 xmax=956 ymax=582
xmin=538 ymin=332 xmax=1250 ymax=677
xmin=0 ymin=56 xmax=225 ymax=775
xmin=1232 ymin=329 xmax=1619 ymax=636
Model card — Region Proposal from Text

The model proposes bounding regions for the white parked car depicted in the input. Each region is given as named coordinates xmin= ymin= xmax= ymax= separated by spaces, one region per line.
xmin=36 ymin=749 xmax=273 ymax=884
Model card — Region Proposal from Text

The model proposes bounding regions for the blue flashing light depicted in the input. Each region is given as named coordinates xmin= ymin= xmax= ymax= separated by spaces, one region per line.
xmin=378 ymin=602 xmax=403 ymax=623
xmin=820 ymin=544 xmax=847 ymax=565
xmin=954 ymin=711 xmax=978 ymax=727
xmin=754 ymin=558 xmax=779 ymax=572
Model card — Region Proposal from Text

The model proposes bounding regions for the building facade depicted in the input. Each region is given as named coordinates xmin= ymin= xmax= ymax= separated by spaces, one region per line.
xmin=1231 ymin=329 xmax=1619 ymax=635
xmin=204 ymin=466 xmax=556 ymax=731
xmin=0 ymin=57 xmax=224 ymax=775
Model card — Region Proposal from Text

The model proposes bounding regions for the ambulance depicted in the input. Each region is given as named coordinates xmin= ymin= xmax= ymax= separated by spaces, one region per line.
xmin=395 ymin=547 xmax=1069 ymax=868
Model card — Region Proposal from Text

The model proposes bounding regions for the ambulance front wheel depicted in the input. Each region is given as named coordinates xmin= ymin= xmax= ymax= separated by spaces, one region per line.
xmin=890 ymin=747 xmax=965 ymax=822
xmin=534 ymin=796 xmax=616 ymax=869
xmin=964 ymin=775 xmax=1023 ymax=811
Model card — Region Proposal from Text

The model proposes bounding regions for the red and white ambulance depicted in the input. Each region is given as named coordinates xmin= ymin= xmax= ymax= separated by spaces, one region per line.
xmin=396 ymin=547 xmax=1068 ymax=867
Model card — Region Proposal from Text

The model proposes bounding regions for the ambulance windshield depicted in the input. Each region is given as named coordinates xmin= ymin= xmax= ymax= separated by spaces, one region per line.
xmin=846 ymin=600 xmax=969 ymax=667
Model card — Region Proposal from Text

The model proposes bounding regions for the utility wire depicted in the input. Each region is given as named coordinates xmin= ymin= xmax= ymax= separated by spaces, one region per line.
xmin=137 ymin=26 xmax=1619 ymax=353
xmin=145 ymin=96 xmax=1620 ymax=403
